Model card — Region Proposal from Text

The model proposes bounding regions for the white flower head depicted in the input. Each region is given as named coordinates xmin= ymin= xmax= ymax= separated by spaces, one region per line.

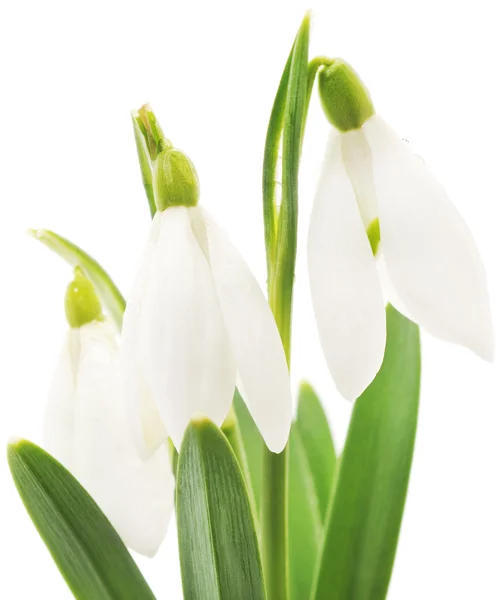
xmin=121 ymin=135 xmax=292 ymax=456
xmin=308 ymin=59 xmax=494 ymax=401
xmin=45 ymin=269 xmax=173 ymax=557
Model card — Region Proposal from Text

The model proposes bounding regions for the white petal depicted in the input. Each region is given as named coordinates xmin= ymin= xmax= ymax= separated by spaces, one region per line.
xmin=73 ymin=322 xmax=174 ymax=557
xmin=44 ymin=329 xmax=80 ymax=470
xmin=364 ymin=115 xmax=494 ymax=360
xmin=139 ymin=207 xmax=236 ymax=450
xmin=307 ymin=129 xmax=387 ymax=400
xmin=341 ymin=127 xmax=378 ymax=227
xmin=202 ymin=209 xmax=292 ymax=453
xmin=45 ymin=322 xmax=173 ymax=557
xmin=121 ymin=212 xmax=169 ymax=459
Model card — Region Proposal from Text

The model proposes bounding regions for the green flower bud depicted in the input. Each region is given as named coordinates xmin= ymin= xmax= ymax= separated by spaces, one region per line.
xmin=153 ymin=147 xmax=200 ymax=211
xmin=318 ymin=59 xmax=375 ymax=132
xmin=65 ymin=267 xmax=103 ymax=328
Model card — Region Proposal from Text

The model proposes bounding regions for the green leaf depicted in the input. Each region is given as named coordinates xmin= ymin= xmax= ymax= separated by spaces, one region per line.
xmin=232 ymin=390 xmax=263 ymax=516
xmin=311 ymin=305 xmax=421 ymax=600
xmin=262 ymin=45 xmax=292 ymax=281
xmin=260 ymin=16 xmax=311 ymax=600
xmin=177 ymin=418 xmax=266 ymax=600
xmin=269 ymin=12 xmax=310 ymax=355
xmin=7 ymin=439 xmax=155 ymax=600
xmin=288 ymin=423 xmax=323 ymax=600
xmin=296 ymin=381 xmax=337 ymax=522
xmin=29 ymin=228 xmax=126 ymax=329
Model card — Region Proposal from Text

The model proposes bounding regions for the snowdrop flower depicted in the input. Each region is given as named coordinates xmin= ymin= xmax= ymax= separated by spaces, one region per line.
xmin=308 ymin=59 xmax=494 ymax=401
xmin=44 ymin=268 xmax=173 ymax=557
xmin=122 ymin=112 xmax=292 ymax=456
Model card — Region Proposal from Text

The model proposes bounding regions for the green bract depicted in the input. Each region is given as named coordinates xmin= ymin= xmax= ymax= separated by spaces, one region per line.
xmin=153 ymin=147 xmax=200 ymax=211
xmin=318 ymin=59 xmax=375 ymax=131
xmin=64 ymin=267 xmax=103 ymax=328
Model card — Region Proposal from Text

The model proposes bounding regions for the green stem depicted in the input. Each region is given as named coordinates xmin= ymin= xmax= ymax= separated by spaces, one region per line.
xmin=302 ymin=56 xmax=333 ymax=142
xmin=261 ymin=446 xmax=288 ymax=600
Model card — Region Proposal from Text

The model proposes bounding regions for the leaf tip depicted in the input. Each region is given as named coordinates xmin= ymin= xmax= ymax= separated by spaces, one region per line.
xmin=189 ymin=413 xmax=213 ymax=429
xmin=6 ymin=436 xmax=27 ymax=467
xmin=7 ymin=435 xmax=24 ymax=449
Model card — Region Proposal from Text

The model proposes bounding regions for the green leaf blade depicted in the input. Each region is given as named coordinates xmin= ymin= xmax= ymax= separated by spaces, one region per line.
xmin=177 ymin=418 xmax=266 ymax=600
xmin=8 ymin=439 xmax=155 ymax=600
xmin=312 ymin=305 xmax=421 ymax=600
xmin=262 ymin=47 xmax=292 ymax=281
xmin=296 ymin=381 xmax=337 ymax=522
xmin=232 ymin=390 xmax=263 ymax=515
xmin=29 ymin=228 xmax=126 ymax=329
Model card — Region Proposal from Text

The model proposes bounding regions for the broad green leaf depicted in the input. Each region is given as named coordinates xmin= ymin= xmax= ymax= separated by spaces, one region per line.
xmin=7 ymin=439 xmax=155 ymax=600
xmin=288 ymin=423 xmax=323 ymax=600
xmin=177 ymin=418 xmax=266 ymax=600
xmin=29 ymin=228 xmax=125 ymax=329
xmin=311 ymin=305 xmax=421 ymax=600
xmin=232 ymin=390 xmax=263 ymax=516
xmin=296 ymin=381 xmax=337 ymax=522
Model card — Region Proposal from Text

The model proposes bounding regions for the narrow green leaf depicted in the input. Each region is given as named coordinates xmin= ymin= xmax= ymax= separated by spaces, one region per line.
xmin=262 ymin=47 xmax=292 ymax=282
xmin=7 ymin=439 xmax=155 ymax=600
xmin=232 ymin=390 xmax=263 ymax=516
xmin=269 ymin=12 xmax=310 ymax=357
xmin=311 ymin=305 xmax=421 ymax=600
xmin=261 ymin=16 xmax=311 ymax=600
xmin=177 ymin=418 xmax=266 ymax=600
xmin=288 ymin=423 xmax=323 ymax=600
xmin=296 ymin=381 xmax=337 ymax=522
xmin=29 ymin=229 xmax=126 ymax=329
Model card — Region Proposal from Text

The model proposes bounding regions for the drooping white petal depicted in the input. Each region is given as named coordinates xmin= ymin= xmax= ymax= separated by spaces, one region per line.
xmin=307 ymin=129 xmax=387 ymax=400
xmin=139 ymin=206 xmax=236 ymax=450
xmin=201 ymin=209 xmax=292 ymax=453
xmin=44 ymin=329 xmax=81 ymax=470
xmin=47 ymin=321 xmax=174 ymax=557
xmin=364 ymin=115 xmax=494 ymax=360
xmin=121 ymin=212 xmax=169 ymax=459
xmin=341 ymin=127 xmax=378 ymax=227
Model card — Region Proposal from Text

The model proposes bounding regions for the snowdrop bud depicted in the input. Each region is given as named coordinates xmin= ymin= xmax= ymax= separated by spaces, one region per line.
xmin=64 ymin=267 xmax=103 ymax=328
xmin=153 ymin=147 xmax=200 ymax=211
xmin=318 ymin=59 xmax=375 ymax=132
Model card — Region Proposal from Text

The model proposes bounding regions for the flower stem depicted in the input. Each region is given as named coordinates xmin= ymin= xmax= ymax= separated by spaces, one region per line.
xmin=261 ymin=445 xmax=288 ymax=600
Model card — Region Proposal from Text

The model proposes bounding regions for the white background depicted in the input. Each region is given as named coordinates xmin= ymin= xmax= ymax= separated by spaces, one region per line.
xmin=1 ymin=0 xmax=502 ymax=597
